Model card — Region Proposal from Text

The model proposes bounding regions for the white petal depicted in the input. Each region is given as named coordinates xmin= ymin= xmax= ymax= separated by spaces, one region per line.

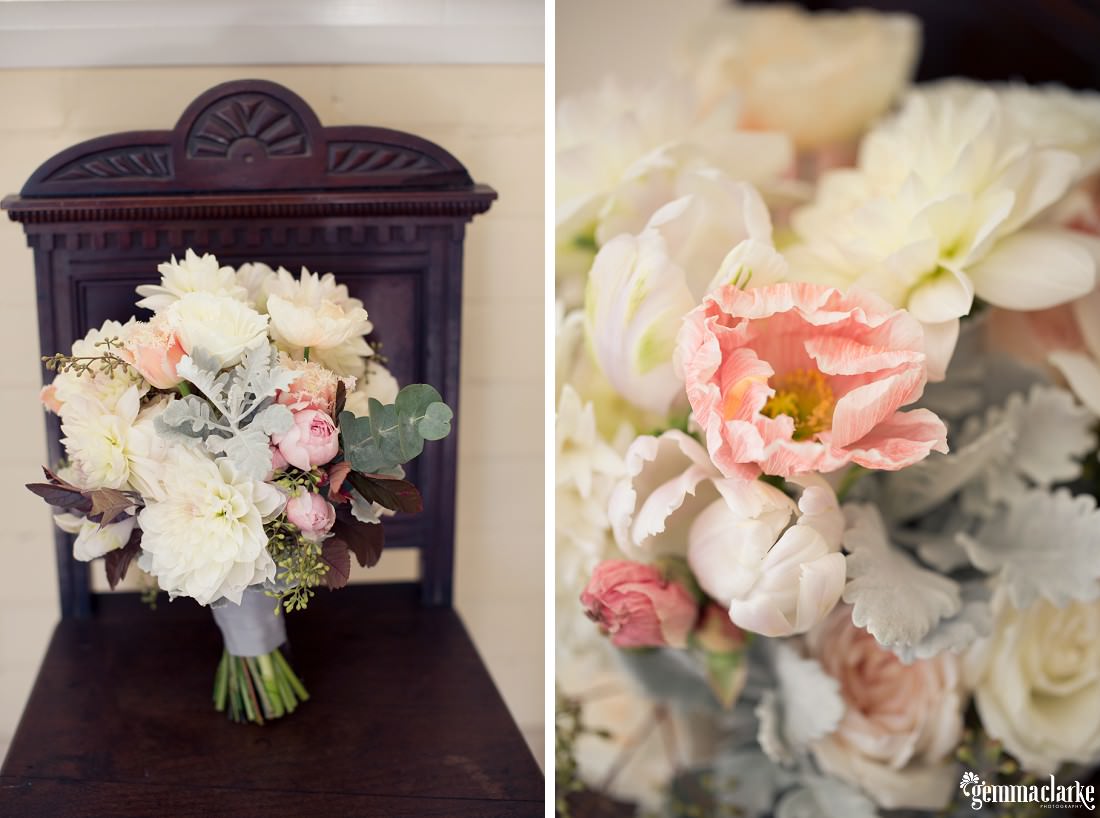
xmin=969 ymin=228 xmax=1095 ymax=310
xmin=1049 ymin=350 xmax=1100 ymax=415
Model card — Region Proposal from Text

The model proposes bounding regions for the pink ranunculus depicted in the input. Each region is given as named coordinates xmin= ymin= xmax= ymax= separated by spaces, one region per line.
xmin=122 ymin=317 xmax=186 ymax=390
xmin=272 ymin=409 xmax=339 ymax=471
xmin=806 ymin=605 xmax=965 ymax=811
xmin=581 ymin=560 xmax=698 ymax=648
xmin=675 ymin=281 xmax=948 ymax=478
xmin=285 ymin=491 xmax=337 ymax=542
xmin=275 ymin=352 xmax=354 ymax=415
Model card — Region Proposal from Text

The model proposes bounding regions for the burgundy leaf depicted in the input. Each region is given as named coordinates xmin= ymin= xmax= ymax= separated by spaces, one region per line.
xmin=104 ymin=528 xmax=142 ymax=590
xmin=326 ymin=461 xmax=353 ymax=504
xmin=320 ymin=537 xmax=351 ymax=589
xmin=347 ymin=472 xmax=423 ymax=514
xmin=87 ymin=487 xmax=136 ymax=525
xmin=333 ymin=512 xmax=385 ymax=568
xmin=26 ymin=482 xmax=92 ymax=512
xmin=334 ymin=380 xmax=347 ymax=419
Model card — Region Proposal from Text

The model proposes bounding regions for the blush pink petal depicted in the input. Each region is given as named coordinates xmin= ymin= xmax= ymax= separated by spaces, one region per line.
xmin=844 ymin=409 xmax=950 ymax=471
xmin=829 ymin=367 xmax=926 ymax=449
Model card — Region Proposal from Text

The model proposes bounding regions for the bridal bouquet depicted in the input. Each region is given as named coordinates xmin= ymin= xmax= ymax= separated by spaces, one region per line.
xmin=29 ymin=250 xmax=452 ymax=725
xmin=557 ymin=5 xmax=1100 ymax=816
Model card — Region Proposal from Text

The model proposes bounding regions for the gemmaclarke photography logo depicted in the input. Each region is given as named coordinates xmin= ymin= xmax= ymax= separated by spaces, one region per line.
xmin=960 ymin=770 xmax=1096 ymax=811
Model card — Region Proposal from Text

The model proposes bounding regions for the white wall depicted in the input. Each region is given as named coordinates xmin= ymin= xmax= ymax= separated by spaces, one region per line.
xmin=0 ymin=64 xmax=544 ymax=766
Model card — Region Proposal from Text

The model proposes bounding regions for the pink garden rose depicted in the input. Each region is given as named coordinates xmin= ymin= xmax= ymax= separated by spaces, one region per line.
xmin=581 ymin=560 xmax=698 ymax=649
xmin=272 ymin=409 xmax=339 ymax=471
xmin=807 ymin=605 xmax=965 ymax=810
xmin=676 ymin=281 xmax=948 ymax=478
xmin=122 ymin=316 xmax=186 ymax=390
xmin=285 ymin=491 xmax=336 ymax=541
xmin=275 ymin=353 xmax=354 ymax=415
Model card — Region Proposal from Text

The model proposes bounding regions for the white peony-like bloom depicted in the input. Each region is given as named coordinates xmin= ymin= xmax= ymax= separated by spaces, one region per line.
xmin=342 ymin=360 xmax=399 ymax=417
xmin=689 ymin=474 xmax=846 ymax=637
xmin=971 ymin=596 xmax=1100 ymax=774
xmin=137 ymin=449 xmax=286 ymax=605
xmin=234 ymin=261 xmax=280 ymax=312
xmin=679 ymin=4 xmax=920 ymax=150
xmin=164 ymin=292 xmax=270 ymax=369
xmin=789 ymin=87 xmax=1097 ymax=377
xmin=265 ymin=266 xmax=373 ymax=352
xmin=60 ymin=385 xmax=144 ymax=491
xmin=136 ymin=249 xmax=247 ymax=313
xmin=54 ymin=512 xmax=136 ymax=561
xmin=585 ymin=178 xmax=775 ymax=416
xmin=50 ymin=319 xmax=148 ymax=413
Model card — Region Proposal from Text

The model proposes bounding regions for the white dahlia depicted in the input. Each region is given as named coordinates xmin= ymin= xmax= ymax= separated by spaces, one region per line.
xmin=265 ymin=266 xmax=373 ymax=352
xmin=137 ymin=450 xmax=286 ymax=605
xmin=136 ymin=249 xmax=247 ymax=313
xmin=50 ymin=319 xmax=148 ymax=412
xmin=59 ymin=385 xmax=144 ymax=491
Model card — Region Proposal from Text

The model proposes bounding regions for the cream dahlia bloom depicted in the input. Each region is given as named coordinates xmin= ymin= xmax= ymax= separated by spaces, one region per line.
xmin=971 ymin=597 xmax=1100 ymax=774
xmin=266 ymin=266 xmax=373 ymax=351
xmin=136 ymin=249 xmax=247 ymax=313
xmin=790 ymin=87 xmax=1096 ymax=377
xmin=50 ymin=319 xmax=147 ymax=412
xmin=234 ymin=261 xmax=280 ymax=312
xmin=680 ymin=4 xmax=919 ymax=150
xmin=137 ymin=449 xmax=285 ymax=605
xmin=59 ymin=385 xmax=144 ymax=490
xmin=165 ymin=292 xmax=270 ymax=369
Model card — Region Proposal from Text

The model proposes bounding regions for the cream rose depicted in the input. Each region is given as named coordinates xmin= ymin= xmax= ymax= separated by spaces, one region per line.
xmin=972 ymin=597 xmax=1100 ymax=774
xmin=165 ymin=292 xmax=270 ymax=369
xmin=807 ymin=605 xmax=965 ymax=811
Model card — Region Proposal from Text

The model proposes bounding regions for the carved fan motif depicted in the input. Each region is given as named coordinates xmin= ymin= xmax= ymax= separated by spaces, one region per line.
xmin=328 ymin=142 xmax=441 ymax=175
xmin=46 ymin=147 xmax=171 ymax=182
xmin=187 ymin=94 xmax=308 ymax=159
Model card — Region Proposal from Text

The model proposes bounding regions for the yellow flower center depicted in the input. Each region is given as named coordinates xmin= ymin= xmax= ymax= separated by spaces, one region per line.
xmin=760 ymin=369 xmax=836 ymax=440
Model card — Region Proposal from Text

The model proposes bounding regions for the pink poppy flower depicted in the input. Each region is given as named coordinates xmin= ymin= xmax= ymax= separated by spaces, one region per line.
xmin=676 ymin=282 xmax=947 ymax=478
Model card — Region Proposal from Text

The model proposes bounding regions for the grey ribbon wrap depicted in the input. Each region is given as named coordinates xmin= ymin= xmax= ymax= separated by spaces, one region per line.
xmin=210 ymin=586 xmax=287 ymax=657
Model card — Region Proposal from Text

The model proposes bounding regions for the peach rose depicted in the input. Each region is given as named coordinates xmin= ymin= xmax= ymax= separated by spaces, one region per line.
xmin=676 ymin=282 xmax=948 ymax=478
xmin=807 ymin=605 xmax=965 ymax=810
xmin=122 ymin=316 xmax=186 ymax=390
xmin=271 ymin=409 xmax=339 ymax=471
xmin=581 ymin=560 xmax=698 ymax=648
xmin=285 ymin=491 xmax=336 ymax=542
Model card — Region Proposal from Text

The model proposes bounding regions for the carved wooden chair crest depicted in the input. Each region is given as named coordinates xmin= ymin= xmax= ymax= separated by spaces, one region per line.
xmin=3 ymin=79 xmax=496 ymax=616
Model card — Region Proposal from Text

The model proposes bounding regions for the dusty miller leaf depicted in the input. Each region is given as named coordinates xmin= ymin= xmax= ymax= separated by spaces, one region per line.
xmin=842 ymin=504 xmax=961 ymax=650
xmin=756 ymin=643 xmax=844 ymax=767
xmin=960 ymin=488 xmax=1100 ymax=608
xmin=162 ymin=346 xmax=296 ymax=479
xmin=775 ymin=775 xmax=878 ymax=818
xmin=890 ymin=582 xmax=993 ymax=664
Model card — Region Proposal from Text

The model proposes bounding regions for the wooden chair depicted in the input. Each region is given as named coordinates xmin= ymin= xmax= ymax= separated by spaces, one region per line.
xmin=0 ymin=79 xmax=543 ymax=817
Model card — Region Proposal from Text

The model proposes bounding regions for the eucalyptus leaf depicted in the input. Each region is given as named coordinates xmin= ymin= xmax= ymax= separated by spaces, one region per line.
xmin=339 ymin=384 xmax=453 ymax=473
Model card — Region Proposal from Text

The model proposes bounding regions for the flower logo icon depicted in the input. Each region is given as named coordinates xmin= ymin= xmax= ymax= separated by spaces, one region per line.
xmin=960 ymin=771 xmax=981 ymax=794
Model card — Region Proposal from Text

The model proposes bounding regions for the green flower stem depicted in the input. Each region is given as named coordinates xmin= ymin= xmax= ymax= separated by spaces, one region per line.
xmin=177 ymin=381 xmax=192 ymax=397
xmin=213 ymin=647 xmax=308 ymax=724
xmin=303 ymin=346 xmax=311 ymax=363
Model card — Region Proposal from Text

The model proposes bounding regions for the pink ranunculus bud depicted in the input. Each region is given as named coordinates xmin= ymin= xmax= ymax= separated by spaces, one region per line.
xmin=123 ymin=316 xmax=186 ymax=390
xmin=285 ymin=491 xmax=337 ymax=542
xmin=272 ymin=408 xmax=339 ymax=471
xmin=693 ymin=603 xmax=747 ymax=653
xmin=580 ymin=560 xmax=697 ymax=649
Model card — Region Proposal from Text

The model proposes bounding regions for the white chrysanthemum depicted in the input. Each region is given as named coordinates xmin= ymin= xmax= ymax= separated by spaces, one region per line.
xmin=54 ymin=512 xmax=135 ymax=561
xmin=164 ymin=292 xmax=269 ymax=369
xmin=789 ymin=87 xmax=1096 ymax=376
xmin=60 ymin=385 xmax=143 ymax=490
xmin=679 ymin=4 xmax=920 ymax=150
xmin=51 ymin=319 xmax=148 ymax=412
xmin=342 ymin=360 xmax=399 ymax=417
xmin=234 ymin=261 xmax=280 ymax=312
xmin=126 ymin=396 xmax=178 ymax=499
xmin=265 ymin=266 xmax=373 ymax=351
xmin=136 ymin=249 xmax=247 ymax=313
xmin=137 ymin=449 xmax=286 ymax=605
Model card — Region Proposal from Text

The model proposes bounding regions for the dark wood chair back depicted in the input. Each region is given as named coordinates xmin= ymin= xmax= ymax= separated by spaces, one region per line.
xmin=2 ymin=78 xmax=495 ymax=617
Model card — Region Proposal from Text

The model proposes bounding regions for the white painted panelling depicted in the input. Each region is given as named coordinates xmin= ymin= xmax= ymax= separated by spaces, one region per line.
xmin=0 ymin=0 xmax=544 ymax=67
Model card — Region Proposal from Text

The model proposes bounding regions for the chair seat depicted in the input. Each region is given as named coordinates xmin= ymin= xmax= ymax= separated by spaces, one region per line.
xmin=0 ymin=584 xmax=543 ymax=817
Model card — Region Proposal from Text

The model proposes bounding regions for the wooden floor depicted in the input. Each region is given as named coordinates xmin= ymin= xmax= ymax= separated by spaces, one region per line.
xmin=0 ymin=584 xmax=543 ymax=817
